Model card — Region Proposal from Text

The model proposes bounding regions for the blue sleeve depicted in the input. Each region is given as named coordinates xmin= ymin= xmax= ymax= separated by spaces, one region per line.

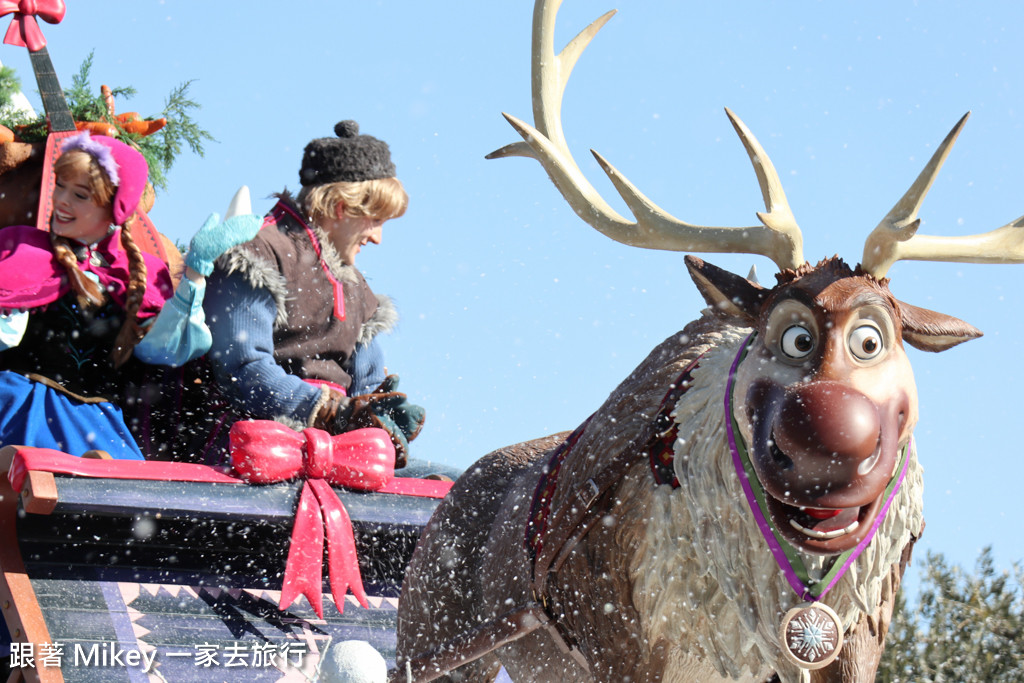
xmin=204 ymin=269 xmax=322 ymax=424
xmin=133 ymin=276 xmax=212 ymax=366
xmin=348 ymin=336 xmax=386 ymax=396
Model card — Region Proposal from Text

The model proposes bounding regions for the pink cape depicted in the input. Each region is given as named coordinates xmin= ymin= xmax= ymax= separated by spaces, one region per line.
xmin=0 ymin=224 xmax=173 ymax=316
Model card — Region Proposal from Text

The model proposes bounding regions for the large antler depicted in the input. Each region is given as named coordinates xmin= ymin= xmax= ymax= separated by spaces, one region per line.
xmin=486 ymin=0 xmax=805 ymax=272
xmin=862 ymin=112 xmax=1024 ymax=278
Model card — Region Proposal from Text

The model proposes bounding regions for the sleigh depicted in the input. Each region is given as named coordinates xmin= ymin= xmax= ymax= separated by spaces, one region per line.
xmin=0 ymin=7 xmax=464 ymax=681
xmin=0 ymin=245 xmax=454 ymax=680
xmin=0 ymin=443 xmax=456 ymax=683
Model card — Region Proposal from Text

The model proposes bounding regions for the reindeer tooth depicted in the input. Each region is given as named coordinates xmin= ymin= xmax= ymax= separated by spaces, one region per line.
xmin=789 ymin=517 xmax=860 ymax=540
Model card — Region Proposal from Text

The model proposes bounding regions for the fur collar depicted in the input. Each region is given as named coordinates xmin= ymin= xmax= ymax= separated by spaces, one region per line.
xmin=362 ymin=293 xmax=397 ymax=346
xmin=218 ymin=201 xmax=397 ymax=342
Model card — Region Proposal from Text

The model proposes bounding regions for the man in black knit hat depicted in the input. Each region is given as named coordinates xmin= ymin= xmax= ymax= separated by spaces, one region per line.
xmin=200 ymin=121 xmax=424 ymax=467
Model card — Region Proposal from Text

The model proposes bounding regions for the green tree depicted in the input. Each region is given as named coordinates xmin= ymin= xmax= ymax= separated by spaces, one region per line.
xmin=878 ymin=547 xmax=1024 ymax=682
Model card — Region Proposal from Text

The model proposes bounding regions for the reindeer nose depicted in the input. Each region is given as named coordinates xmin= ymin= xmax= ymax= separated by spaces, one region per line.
xmin=772 ymin=381 xmax=880 ymax=466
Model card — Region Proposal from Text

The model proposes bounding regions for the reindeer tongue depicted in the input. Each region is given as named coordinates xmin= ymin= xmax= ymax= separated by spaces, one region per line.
xmin=804 ymin=508 xmax=842 ymax=520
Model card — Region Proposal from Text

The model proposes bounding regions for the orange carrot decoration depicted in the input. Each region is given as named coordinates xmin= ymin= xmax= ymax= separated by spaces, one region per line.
xmin=93 ymin=85 xmax=166 ymax=138
xmin=74 ymin=120 xmax=117 ymax=136
xmin=121 ymin=118 xmax=166 ymax=136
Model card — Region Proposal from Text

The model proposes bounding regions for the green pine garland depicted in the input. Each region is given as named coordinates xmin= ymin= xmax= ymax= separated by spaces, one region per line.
xmin=0 ymin=53 xmax=213 ymax=190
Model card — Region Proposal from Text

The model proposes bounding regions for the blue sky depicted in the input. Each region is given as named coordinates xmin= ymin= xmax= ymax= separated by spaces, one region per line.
xmin=4 ymin=1 xmax=1021 ymax=591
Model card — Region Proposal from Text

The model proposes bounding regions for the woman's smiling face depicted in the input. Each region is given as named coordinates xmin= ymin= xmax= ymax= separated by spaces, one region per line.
xmin=51 ymin=167 xmax=113 ymax=244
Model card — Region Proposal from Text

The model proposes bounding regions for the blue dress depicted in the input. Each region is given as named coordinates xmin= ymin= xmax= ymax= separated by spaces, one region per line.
xmin=0 ymin=371 xmax=145 ymax=458
xmin=0 ymin=263 xmax=210 ymax=460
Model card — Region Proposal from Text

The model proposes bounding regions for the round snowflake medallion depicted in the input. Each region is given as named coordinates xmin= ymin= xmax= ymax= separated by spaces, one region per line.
xmin=778 ymin=602 xmax=844 ymax=670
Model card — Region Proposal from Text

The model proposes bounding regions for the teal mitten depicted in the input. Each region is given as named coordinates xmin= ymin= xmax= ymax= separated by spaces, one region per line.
xmin=185 ymin=212 xmax=262 ymax=276
xmin=367 ymin=375 xmax=426 ymax=441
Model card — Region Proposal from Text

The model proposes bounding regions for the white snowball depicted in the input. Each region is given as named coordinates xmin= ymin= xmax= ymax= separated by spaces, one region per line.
xmin=319 ymin=640 xmax=387 ymax=683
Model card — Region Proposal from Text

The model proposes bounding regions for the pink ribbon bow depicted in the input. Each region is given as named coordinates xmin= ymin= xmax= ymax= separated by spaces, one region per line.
xmin=229 ymin=420 xmax=396 ymax=618
xmin=0 ymin=0 xmax=65 ymax=52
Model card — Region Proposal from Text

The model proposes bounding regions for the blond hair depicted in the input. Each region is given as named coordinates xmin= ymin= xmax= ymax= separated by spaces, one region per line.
xmin=51 ymin=149 xmax=149 ymax=368
xmin=297 ymin=177 xmax=408 ymax=225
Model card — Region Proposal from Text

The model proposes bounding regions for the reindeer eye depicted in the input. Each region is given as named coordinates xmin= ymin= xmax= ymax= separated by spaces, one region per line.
xmin=780 ymin=325 xmax=815 ymax=359
xmin=849 ymin=324 xmax=883 ymax=361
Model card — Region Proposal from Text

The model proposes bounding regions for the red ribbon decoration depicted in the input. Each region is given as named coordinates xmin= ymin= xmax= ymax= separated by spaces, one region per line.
xmin=0 ymin=0 xmax=66 ymax=52
xmin=229 ymin=421 xmax=396 ymax=618
xmin=5 ymin=446 xmax=450 ymax=497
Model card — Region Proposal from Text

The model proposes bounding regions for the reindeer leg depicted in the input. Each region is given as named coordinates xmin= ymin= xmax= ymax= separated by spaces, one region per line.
xmin=396 ymin=435 xmax=569 ymax=682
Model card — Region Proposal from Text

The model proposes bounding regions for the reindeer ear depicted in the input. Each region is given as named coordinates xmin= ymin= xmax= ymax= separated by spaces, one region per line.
xmin=898 ymin=301 xmax=983 ymax=352
xmin=685 ymin=255 xmax=767 ymax=321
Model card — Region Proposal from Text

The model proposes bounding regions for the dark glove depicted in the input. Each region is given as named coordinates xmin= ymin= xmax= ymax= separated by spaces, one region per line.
xmin=312 ymin=388 xmax=352 ymax=433
xmin=348 ymin=375 xmax=425 ymax=468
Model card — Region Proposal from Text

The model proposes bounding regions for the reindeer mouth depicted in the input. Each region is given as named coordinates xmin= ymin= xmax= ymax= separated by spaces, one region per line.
xmin=790 ymin=506 xmax=862 ymax=540
xmin=760 ymin=484 xmax=895 ymax=554
xmin=754 ymin=432 xmax=903 ymax=554
xmin=763 ymin=431 xmax=880 ymax=542
xmin=740 ymin=377 xmax=907 ymax=555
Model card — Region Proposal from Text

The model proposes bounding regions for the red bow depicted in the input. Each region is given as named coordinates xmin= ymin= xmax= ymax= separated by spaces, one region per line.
xmin=0 ymin=0 xmax=65 ymax=52
xmin=230 ymin=420 xmax=396 ymax=618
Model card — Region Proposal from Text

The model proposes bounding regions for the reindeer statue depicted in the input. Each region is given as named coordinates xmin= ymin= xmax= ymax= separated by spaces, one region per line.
xmin=394 ymin=1 xmax=1024 ymax=681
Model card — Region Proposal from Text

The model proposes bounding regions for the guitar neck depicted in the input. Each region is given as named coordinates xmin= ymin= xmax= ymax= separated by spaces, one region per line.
xmin=28 ymin=47 xmax=75 ymax=133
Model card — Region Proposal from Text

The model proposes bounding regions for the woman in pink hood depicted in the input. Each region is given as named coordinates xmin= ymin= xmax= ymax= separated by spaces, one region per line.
xmin=0 ymin=131 xmax=258 ymax=459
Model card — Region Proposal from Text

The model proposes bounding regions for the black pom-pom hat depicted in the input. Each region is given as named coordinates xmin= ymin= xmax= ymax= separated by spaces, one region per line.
xmin=299 ymin=120 xmax=396 ymax=186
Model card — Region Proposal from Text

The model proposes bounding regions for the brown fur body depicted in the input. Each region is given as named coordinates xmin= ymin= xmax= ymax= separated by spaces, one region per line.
xmin=397 ymin=298 xmax=926 ymax=682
